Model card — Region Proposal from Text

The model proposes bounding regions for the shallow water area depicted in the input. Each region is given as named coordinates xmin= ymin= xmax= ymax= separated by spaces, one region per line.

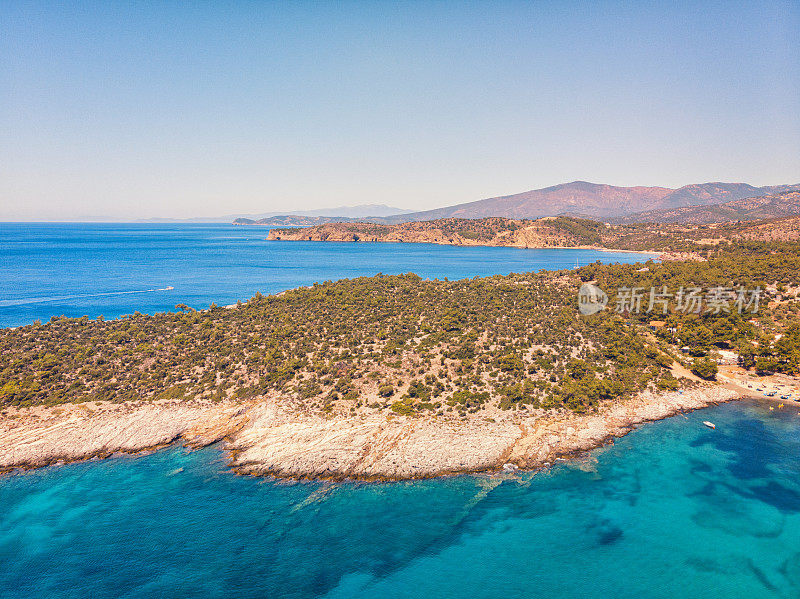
xmin=1 ymin=400 xmax=798 ymax=598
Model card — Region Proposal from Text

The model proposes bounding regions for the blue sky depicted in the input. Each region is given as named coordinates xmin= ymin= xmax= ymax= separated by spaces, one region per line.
xmin=1 ymin=1 xmax=799 ymax=220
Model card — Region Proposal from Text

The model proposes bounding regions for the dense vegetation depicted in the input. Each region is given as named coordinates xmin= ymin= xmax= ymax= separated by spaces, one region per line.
xmin=1 ymin=271 xmax=677 ymax=415
xmin=3 ymin=230 xmax=799 ymax=415
xmin=270 ymin=216 xmax=611 ymax=247
xmin=578 ymin=240 xmax=800 ymax=374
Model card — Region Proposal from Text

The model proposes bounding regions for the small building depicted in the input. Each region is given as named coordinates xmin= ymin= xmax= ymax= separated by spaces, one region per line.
xmin=648 ymin=321 xmax=666 ymax=330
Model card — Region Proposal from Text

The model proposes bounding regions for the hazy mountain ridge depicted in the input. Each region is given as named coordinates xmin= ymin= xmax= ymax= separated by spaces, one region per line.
xmin=143 ymin=204 xmax=410 ymax=224
xmin=647 ymin=183 xmax=800 ymax=210
xmin=295 ymin=204 xmax=413 ymax=218
xmin=231 ymin=181 xmax=800 ymax=226
xmin=378 ymin=181 xmax=674 ymax=222
xmin=234 ymin=215 xmax=370 ymax=227
xmin=612 ymin=189 xmax=800 ymax=224
xmin=384 ymin=181 xmax=800 ymax=223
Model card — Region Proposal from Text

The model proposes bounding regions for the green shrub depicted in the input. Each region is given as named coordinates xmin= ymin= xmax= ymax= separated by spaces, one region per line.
xmin=690 ymin=358 xmax=718 ymax=380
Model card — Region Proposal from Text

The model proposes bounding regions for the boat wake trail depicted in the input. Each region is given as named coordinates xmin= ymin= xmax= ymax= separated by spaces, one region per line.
xmin=0 ymin=286 xmax=175 ymax=307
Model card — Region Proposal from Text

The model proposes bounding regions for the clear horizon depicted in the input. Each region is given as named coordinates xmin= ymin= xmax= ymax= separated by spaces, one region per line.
xmin=2 ymin=1 xmax=799 ymax=221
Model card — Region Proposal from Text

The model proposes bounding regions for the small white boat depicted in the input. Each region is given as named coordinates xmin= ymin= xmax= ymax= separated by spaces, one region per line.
xmin=703 ymin=421 xmax=716 ymax=429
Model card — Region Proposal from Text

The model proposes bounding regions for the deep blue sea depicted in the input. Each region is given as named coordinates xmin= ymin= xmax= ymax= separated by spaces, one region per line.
xmin=0 ymin=223 xmax=653 ymax=328
xmin=1 ymin=400 xmax=799 ymax=599
xmin=3 ymin=224 xmax=798 ymax=598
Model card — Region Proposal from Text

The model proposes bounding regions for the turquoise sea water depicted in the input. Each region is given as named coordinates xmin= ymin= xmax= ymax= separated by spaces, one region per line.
xmin=0 ymin=223 xmax=653 ymax=328
xmin=1 ymin=400 xmax=799 ymax=598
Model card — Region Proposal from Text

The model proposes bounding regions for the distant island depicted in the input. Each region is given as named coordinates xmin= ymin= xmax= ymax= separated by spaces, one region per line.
xmin=235 ymin=215 xmax=374 ymax=227
xmin=142 ymin=204 xmax=412 ymax=224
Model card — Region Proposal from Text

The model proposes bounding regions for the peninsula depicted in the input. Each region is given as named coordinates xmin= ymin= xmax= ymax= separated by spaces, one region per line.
xmin=3 ymin=229 xmax=799 ymax=480
xmin=267 ymin=213 xmax=800 ymax=254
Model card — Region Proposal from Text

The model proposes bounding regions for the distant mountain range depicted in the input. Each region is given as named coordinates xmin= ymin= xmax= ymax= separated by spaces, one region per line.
xmin=289 ymin=204 xmax=414 ymax=218
xmin=233 ymin=181 xmax=800 ymax=226
xmin=612 ymin=190 xmax=800 ymax=224
xmin=233 ymin=215 xmax=371 ymax=227
xmin=378 ymin=181 xmax=800 ymax=223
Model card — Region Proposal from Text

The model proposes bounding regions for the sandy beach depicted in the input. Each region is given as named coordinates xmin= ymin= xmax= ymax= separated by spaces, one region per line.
xmin=0 ymin=384 xmax=744 ymax=480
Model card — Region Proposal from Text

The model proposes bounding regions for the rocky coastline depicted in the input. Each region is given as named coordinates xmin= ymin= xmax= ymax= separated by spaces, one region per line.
xmin=0 ymin=384 xmax=743 ymax=481
xmin=265 ymin=222 xmax=679 ymax=261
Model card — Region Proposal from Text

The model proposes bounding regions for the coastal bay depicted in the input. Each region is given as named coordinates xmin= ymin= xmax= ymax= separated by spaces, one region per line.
xmin=0 ymin=223 xmax=651 ymax=328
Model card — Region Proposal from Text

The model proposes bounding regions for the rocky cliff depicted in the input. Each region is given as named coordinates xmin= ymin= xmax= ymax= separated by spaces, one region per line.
xmin=267 ymin=217 xmax=607 ymax=249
